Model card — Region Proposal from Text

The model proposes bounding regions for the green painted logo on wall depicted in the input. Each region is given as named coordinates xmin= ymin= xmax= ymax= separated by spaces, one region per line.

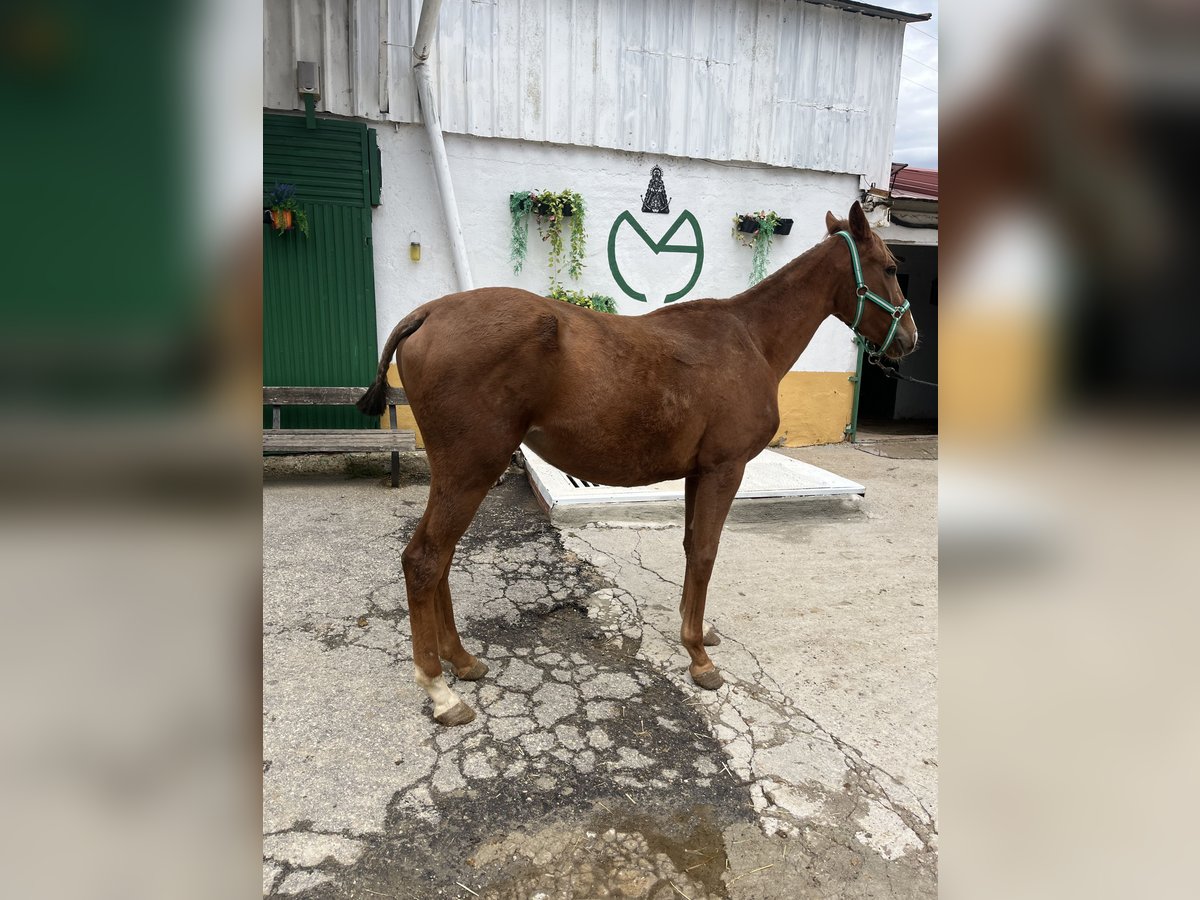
xmin=607 ymin=210 xmax=704 ymax=304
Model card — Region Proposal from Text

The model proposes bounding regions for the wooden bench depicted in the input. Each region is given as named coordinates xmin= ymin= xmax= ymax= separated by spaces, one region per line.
xmin=263 ymin=387 xmax=416 ymax=487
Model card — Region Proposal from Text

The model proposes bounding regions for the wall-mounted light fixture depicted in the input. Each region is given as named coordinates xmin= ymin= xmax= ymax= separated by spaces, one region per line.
xmin=409 ymin=230 xmax=421 ymax=262
xmin=296 ymin=61 xmax=321 ymax=128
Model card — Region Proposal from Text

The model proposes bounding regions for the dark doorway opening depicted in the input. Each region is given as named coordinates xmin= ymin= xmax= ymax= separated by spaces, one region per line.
xmin=857 ymin=243 xmax=938 ymax=436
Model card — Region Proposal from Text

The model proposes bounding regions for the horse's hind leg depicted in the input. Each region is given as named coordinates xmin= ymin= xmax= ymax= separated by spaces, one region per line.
xmin=682 ymin=474 xmax=725 ymax=649
xmin=404 ymin=458 xmax=509 ymax=726
xmin=435 ymin=563 xmax=488 ymax=680
xmin=679 ymin=464 xmax=745 ymax=690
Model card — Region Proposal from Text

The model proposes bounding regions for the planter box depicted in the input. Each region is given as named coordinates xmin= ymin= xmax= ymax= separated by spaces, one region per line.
xmin=533 ymin=201 xmax=573 ymax=218
xmin=736 ymin=215 xmax=793 ymax=235
xmin=511 ymin=193 xmax=577 ymax=218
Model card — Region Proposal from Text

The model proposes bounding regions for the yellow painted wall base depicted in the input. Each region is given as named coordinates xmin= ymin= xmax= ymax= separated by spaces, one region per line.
xmin=940 ymin=311 xmax=1047 ymax=445
xmin=384 ymin=364 xmax=851 ymax=451
xmin=773 ymin=371 xmax=854 ymax=447
xmin=384 ymin=363 xmax=424 ymax=448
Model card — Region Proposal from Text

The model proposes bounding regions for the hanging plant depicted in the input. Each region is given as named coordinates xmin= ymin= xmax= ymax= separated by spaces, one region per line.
xmin=267 ymin=183 xmax=310 ymax=236
xmin=547 ymin=285 xmax=617 ymax=314
xmin=511 ymin=189 xmax=588 ymax=286
xmin=534 ymin=189 xmax=587 ymax=286
xmin=733 ymin=210 xmax=785 ymax=285
xmin=509 ymin=190 xmax=535 ymax=273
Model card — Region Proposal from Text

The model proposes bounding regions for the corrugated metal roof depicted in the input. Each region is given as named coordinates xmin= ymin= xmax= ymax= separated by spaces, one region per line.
xmin=805 ymin=1 xmax=930 ymax=23
xmin=890 ymin=162 xmax=938 ymax=198
xmin=264 ymin=0 xmax=911 ymax=184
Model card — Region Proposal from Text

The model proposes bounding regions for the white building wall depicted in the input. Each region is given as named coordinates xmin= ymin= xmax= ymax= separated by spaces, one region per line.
xmin=876 ymin=220 xmax=938 ymax=246
xmin=369 ymin=123 xmax=861 ymax=373
xmin=265 ymin=0 xmax=907 ymax=186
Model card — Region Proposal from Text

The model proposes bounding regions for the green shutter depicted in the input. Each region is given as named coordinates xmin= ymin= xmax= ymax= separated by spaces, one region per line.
xmin=368 ymin=128 xmax=382 ymax=207
xmin=263 ymin=114 xmax=381 ymax=430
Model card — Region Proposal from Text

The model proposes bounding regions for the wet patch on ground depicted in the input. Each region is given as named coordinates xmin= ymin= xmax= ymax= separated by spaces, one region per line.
xmin=265 ymin=478 xmax=753 ymax=898
xmin=304 ymin=603 xmax=755 ymax=899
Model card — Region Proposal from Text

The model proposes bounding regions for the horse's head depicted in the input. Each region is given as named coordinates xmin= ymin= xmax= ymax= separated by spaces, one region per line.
xmin=824 ymin=202 xmax=918 ymax=360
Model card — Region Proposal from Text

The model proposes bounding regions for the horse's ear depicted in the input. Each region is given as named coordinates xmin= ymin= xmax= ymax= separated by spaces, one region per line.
xmin=848 ymin=201 xmax=870 ymax=241
xmin=825 ymin=210 xmax=840 ymax=234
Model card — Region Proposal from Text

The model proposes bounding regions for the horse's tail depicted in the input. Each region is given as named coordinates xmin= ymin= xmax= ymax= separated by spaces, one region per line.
xmin=356 ymin=313 xmax=427 ymax=416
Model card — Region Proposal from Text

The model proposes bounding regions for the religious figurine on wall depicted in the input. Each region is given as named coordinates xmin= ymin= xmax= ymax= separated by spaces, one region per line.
xmin=641 ymin=165 xmax=671 ymax=214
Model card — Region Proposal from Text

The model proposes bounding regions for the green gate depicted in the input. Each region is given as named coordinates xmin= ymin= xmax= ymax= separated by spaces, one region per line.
xmin=263 ymin=113 xmax=382 ymax=429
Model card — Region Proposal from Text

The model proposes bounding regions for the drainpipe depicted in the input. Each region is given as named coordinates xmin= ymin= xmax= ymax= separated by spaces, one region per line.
xmin=412 ymin=0 xmax=473 ymax=291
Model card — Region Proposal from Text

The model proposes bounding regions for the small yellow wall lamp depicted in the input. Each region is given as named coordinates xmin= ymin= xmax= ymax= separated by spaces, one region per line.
xmin=409 ymin=230 xmax=421 ymax=262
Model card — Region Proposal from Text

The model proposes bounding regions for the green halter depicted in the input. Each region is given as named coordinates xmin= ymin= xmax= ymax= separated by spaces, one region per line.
xmin=834 ymin=230 xmax=910 ymax=357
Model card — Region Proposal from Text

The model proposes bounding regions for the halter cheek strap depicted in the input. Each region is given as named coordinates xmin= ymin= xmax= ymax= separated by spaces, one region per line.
xmin=834 ymin=230 xmax=910 ymax=356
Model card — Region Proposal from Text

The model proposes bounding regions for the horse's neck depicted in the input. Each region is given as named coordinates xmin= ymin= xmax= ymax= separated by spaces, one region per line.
xmin=726 ymin=239 xmax=842 ymax=381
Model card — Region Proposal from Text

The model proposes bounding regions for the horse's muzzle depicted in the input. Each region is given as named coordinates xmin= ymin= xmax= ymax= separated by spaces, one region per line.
xmin=886 ymin=329 xmax=917 ymax=359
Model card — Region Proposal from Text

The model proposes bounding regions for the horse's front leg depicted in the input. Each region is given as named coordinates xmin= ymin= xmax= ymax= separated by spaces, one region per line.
xmin=679 ymin=464 xmax=744 ymax=689
xmin=682 ymin=475 xmax=723 ymax=647
xmin=435 ymin=564 xmax=488 ymax=680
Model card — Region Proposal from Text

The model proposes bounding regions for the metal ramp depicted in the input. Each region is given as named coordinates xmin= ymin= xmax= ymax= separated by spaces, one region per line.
xmin=522 ymin=445 xmax=865 ymax=523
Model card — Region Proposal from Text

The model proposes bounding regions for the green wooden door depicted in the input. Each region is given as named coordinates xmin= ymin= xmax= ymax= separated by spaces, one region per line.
xmin=263 ymin=114 xmax=382 ymax=429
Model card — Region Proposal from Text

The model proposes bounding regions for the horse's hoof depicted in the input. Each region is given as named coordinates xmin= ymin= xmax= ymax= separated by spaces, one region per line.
xmin=703 ymin=627 xmax=721 ymax=647
xmin=455 ymin=659 xmax=489 ymax=681
xmin=691 ymin=668 xmax=724 ymax=690
xmin=434 ymin=701 xmax=476 ymax=727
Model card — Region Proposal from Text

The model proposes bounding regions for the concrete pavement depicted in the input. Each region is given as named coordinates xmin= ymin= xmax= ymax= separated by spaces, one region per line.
xmin=263 ymin=441 xmax=937 ymax=898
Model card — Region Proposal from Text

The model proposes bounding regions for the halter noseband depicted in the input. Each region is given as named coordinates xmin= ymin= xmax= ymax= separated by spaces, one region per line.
xmin=834 ymin=230 xmax=910 ymax=357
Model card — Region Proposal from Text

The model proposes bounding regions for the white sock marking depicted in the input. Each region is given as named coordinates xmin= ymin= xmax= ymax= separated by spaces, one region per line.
xmin=414 ymin=666 xmax=462 ymax=717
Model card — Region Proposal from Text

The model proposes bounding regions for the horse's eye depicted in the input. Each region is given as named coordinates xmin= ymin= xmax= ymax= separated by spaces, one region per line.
xmin=885 ymin=266 xmax=898 ymax=277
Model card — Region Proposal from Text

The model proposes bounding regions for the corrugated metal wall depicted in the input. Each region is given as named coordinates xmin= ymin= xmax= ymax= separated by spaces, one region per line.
xmin=264 ymin=0 xmax=905 ymax=185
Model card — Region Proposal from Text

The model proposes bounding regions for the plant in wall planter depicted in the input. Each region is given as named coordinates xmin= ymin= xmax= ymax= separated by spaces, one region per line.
xmin=267 ymin=183 xmax=310 ymax=236
xmin=509 ymin=189 xmax=587 ymax=285
xmin=735 ymin=214 xmax=793 ymax=235
xmin=509 ymin=191 xmax=535 ymax=273
xmin=535 ymin=197 xmax=574 ymax=217
xmin=733 ymin=211 xmax=791 ymax=285
xmin=547 ymin=284 xmax=617 ymax=314
xmin=536 ymin=190 xmax=587 ymax=285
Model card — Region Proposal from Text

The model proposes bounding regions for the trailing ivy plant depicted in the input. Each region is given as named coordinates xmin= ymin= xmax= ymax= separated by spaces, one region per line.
xmin=548 ymin=285 xmax=617 ymax=314
xmin=510 ymin=189 xmax=588 ymax=286
xmin=534 ymin=189 xmax=587 ymax=285
xmin=733 ymin=210 xmax=782 ymax=286
xmin=509 ymin=190 xmax=535 ymax=273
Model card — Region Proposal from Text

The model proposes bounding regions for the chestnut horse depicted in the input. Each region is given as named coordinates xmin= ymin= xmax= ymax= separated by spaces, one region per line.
xmin=358 ymin=202 xmax=917 ymax=726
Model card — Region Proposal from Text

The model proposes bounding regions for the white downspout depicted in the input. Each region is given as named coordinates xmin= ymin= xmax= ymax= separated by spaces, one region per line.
xmin=412 ymin=0 xmax=473 ymax=291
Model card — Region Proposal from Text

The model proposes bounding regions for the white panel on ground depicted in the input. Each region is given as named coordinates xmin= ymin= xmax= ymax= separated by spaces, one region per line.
xmin=522 ymin=444 xmax=865 ymax=523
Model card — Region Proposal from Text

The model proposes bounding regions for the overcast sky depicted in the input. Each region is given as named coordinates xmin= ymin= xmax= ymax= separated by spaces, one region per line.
xmin=888 ymin=0 xmax=938 ymax=170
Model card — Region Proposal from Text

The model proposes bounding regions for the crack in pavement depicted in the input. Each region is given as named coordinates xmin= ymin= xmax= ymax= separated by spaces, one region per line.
xmin=264 ymin=478 xmax=754 ymax=899
xmin=263 ymin=462 xmax=936 ymax=898
xmin=562 ymin=520 xmax=937 ymax=871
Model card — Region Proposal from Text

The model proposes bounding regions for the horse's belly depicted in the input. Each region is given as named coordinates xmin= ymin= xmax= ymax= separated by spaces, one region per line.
xmin=522 ymin=425 xmax=693 ymax=487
